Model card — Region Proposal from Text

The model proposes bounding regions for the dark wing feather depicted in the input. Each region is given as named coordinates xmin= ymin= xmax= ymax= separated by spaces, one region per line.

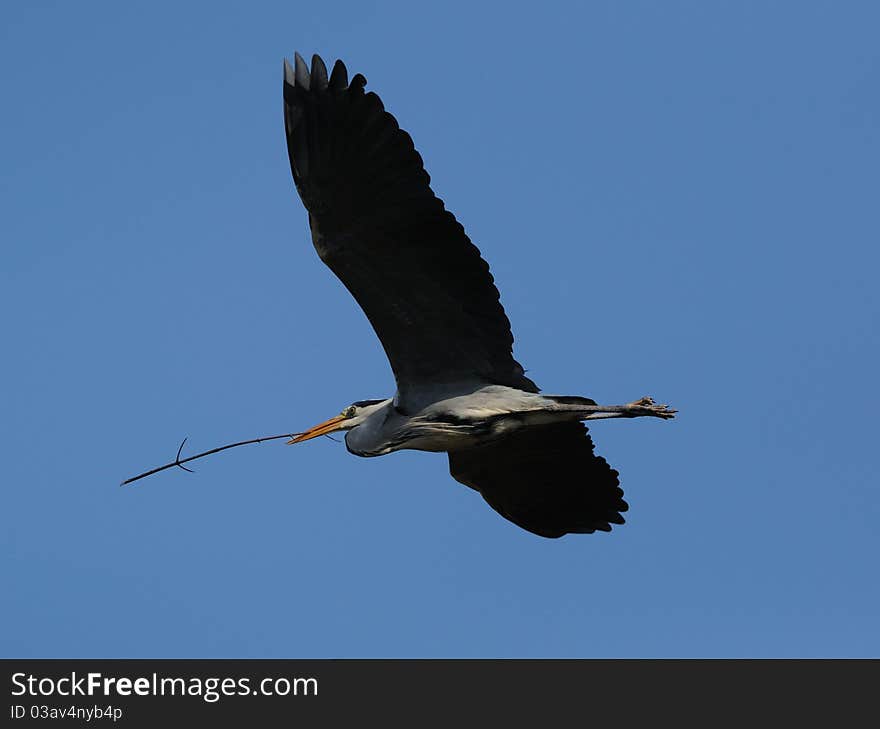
xmin=283 ymin=54 xmax=537 ymax=408
xmin=448 ymin=422 xmax=627 ymax=538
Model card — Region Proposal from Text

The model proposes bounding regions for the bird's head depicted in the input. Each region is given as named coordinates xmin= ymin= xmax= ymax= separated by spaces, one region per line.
xmin=287 ymin=399 xmax=390 ymax=444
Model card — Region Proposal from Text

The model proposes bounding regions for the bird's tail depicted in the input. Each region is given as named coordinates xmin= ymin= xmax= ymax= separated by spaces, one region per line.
xmin=544 ymin=395 xmax=599 ymax=408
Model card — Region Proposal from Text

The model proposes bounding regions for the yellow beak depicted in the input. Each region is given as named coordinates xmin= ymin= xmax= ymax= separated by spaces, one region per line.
xmin=287 ymin=414 xmax=348 ymax=444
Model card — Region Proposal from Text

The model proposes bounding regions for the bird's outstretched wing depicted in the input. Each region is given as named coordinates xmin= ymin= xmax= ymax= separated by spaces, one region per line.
xmin=283 ymin=53 xmax=537 ymax=409
xmin=448 ymin=422 xmax=627 ymax=538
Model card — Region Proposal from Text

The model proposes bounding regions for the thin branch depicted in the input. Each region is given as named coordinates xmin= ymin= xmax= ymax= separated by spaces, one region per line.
xmin=121 ymin=432 xmax=302 ymax=486
xmin=174 ymin=437 xmax=194 ymax=473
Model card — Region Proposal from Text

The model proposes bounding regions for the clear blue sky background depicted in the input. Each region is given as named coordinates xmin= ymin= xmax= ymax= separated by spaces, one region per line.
xmin=2 ymin=1 xmax=878 ymax=657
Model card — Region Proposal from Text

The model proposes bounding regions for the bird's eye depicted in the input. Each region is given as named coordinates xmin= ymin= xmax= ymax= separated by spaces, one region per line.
xmin=342 ymin=406 xmax=356 ymax=418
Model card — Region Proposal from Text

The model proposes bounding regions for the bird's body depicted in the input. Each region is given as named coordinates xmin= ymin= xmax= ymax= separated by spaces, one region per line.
xmin=282 ymin=53 xmax=675 ymax=538
xmin=336 ymin=388 xmax=665 ymax=457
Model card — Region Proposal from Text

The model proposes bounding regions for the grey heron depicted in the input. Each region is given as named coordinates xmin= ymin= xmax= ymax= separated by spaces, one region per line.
xmin=283 ymin=53 xmax=675 ymax=538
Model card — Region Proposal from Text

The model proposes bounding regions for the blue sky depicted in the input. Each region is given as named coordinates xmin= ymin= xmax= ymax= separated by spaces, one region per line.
xmin=2 ymin=1 xmax=878 ymax=657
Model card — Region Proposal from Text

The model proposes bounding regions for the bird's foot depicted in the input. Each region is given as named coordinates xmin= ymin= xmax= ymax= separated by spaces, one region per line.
xmin=626 ymin=396 xmax=677 ymax=419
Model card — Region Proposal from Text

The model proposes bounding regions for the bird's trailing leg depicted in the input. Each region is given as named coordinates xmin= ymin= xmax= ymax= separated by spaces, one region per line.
xmin=579 ymin=396 xmax=676 ymax=421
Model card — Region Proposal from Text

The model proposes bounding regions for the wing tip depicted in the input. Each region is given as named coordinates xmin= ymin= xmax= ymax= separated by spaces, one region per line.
xmin=350 ymin=72 xmax=367 ymax=91
xmin=285 ymin=52 xmax=356 ymax=93
xmin=310 ymin=54 xmax=328 ymax=89
xmin=329 ymin=58 xmax=349 ymax=89
xmin=293 ymin=51 xmax=310 ymax=90
xmin=283 ymin=57 xmax=295 ymax=86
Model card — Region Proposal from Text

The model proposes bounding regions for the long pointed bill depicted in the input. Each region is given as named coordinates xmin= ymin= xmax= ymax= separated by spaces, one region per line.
xmin=287 ymin=414 xmax=348 ymax=444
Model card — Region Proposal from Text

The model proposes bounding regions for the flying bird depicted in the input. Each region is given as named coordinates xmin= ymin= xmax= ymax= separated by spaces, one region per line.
xmin=282 ymin=53 xmax=674 ymax=538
